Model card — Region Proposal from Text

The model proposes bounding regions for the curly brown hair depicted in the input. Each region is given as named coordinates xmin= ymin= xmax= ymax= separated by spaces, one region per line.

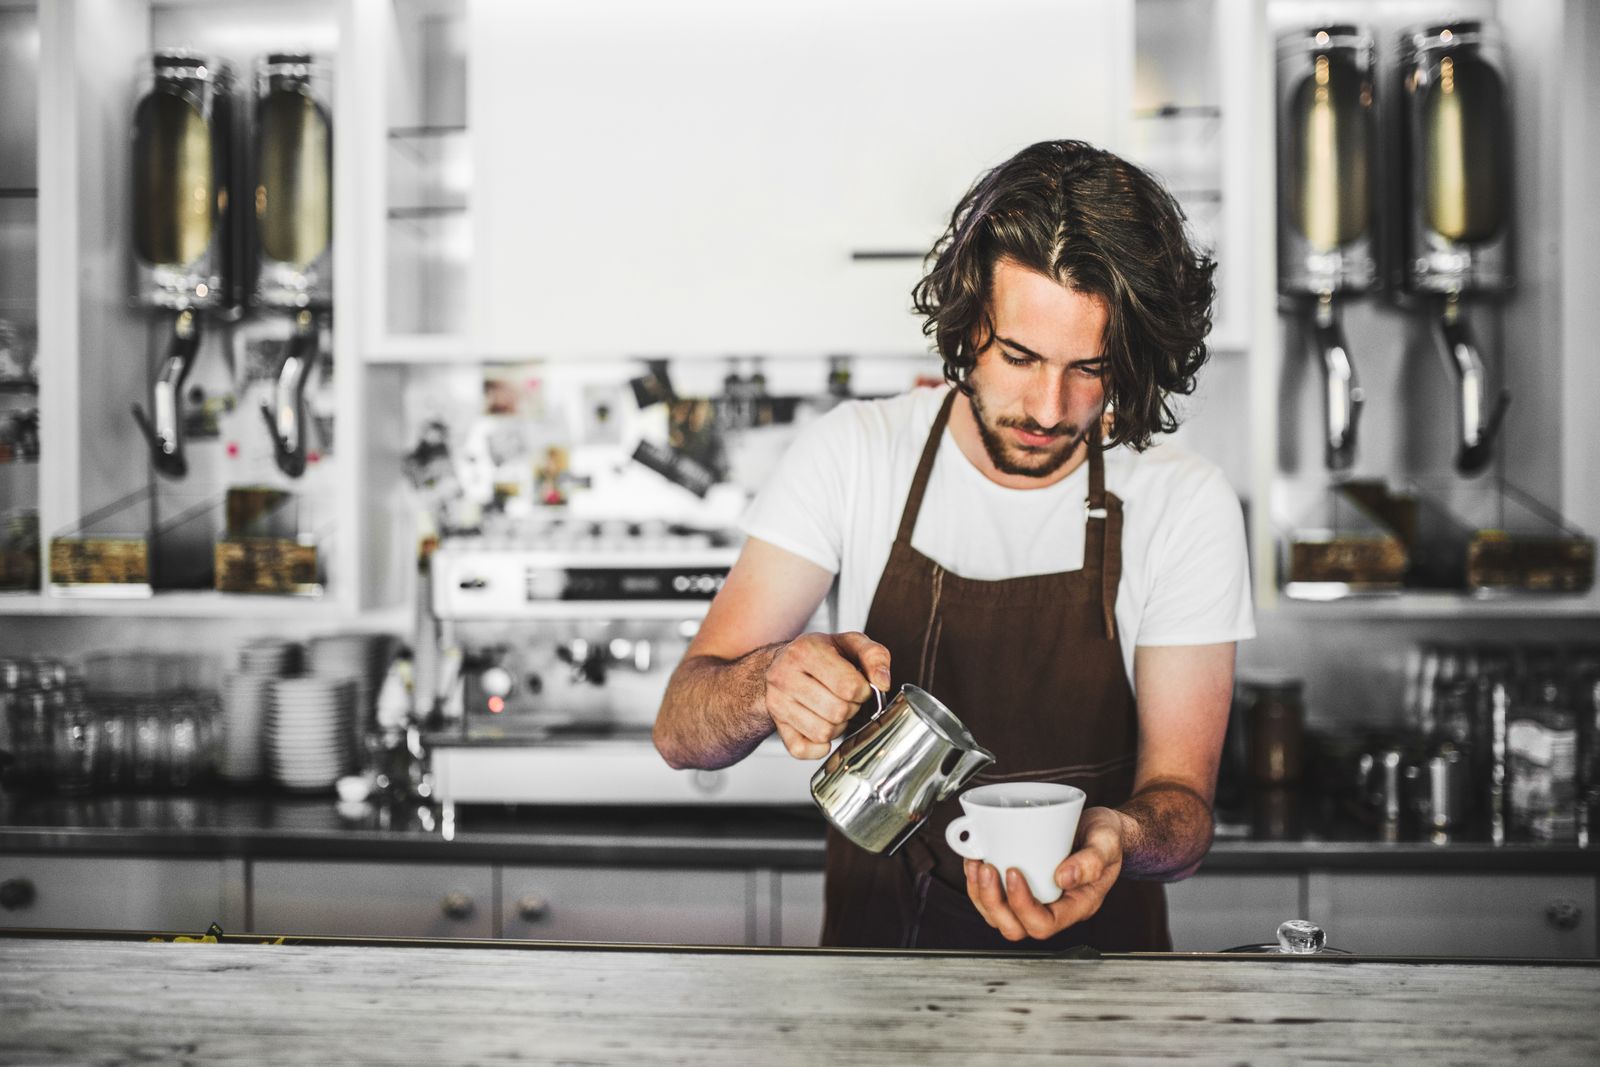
xmin=911 ymin=140 xmax=1216 ymax=451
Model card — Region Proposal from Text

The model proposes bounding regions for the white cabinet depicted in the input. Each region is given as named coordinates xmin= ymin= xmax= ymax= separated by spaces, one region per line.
xmin=1164 ymin=871 xmax=1302 ymax=952
xmin=500 ymin=864 xmax=750 ymax=945
xmin=20 ymin=0 xmax=385 ymax=617
xmin=1307 ymin=871 xmax=1597 ymax=959
xmin=0 ymin=854 xmax=243 ymax=932
xmin=1242 ymin=0 xmax=1600 ymax=616
xmin=1130 ymin=0 xmax=1257 ymax=354
xmin=463 ymin=0 xmax=1133 ymax=360
xmin=251 ymin=859 xmax=494 ymax=940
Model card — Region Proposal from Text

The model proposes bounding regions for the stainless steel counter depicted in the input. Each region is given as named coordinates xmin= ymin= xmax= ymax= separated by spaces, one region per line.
xmin=0 ymin=791 xmax=1595 ymax=872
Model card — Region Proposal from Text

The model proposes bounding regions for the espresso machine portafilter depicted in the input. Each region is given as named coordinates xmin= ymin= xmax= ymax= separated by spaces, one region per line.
xmin=1276 ymin=26 xmax=1378 ymax=472
xmin=130 ymin=52 xmax=244 ymax=479
xmin=252 ymin=53 xmax=333 ymax=478
xmin=1396 ymin=21 xmax=1512 ymax=476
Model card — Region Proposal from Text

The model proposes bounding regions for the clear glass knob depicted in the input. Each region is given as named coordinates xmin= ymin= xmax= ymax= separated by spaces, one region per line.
xmin=1276 ymin=919 xmax=1326 ymax=954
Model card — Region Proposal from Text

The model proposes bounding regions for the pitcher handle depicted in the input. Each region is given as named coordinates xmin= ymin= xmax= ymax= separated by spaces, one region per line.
xmin=866 ymin=684 xmax=886 ymax=720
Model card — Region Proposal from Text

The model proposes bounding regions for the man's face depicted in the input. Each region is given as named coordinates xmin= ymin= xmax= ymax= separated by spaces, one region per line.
xmin=966 ymin=257 xmax=1111 ymax=480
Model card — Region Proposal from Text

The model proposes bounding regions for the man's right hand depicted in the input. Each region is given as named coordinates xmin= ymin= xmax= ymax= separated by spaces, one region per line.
xmin=764 ymin=632 xmax=892 ymax=760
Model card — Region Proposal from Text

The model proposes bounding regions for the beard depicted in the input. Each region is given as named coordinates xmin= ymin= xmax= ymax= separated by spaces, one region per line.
xmin=968 ymin=385 xmax=1092 ymax=479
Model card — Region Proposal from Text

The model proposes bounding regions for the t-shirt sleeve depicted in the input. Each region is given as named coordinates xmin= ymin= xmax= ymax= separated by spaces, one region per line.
xmin=737 ymin=403 xmax=858 ymax=574
xmin=1135 ymin=465 xmax=1256 ymax=646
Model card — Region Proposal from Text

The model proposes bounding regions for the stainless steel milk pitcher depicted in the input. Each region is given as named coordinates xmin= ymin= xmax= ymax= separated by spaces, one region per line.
xmin=811 ymin=684 xmax=995 ymax=855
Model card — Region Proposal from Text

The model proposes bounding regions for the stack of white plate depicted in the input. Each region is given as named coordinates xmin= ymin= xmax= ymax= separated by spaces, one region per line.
xmin=219 ymin=671 xmax=277 ymax=783
xmin=266 ymin=676 xmax=355 ymax=792
xmin=307 ymin=633 xmax=393 ymax=761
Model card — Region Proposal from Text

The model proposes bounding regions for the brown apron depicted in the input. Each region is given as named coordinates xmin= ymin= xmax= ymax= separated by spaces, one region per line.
xmin=820 ymin=390 xmax=1170 ymax=952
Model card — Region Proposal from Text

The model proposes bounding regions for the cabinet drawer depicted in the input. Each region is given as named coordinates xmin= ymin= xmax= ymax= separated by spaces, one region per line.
xmin=251 ymin=860 xmax=494 ymax=940
xmin=1310 ymin=872 xmax=1598 ymax=958
xmin=1165 ymin=872 xmax=1304 ymax=952
xmin=501 ymin=865 xmax=749 ymax=945
xmin=0 ymin=854 xmax=236 ymax=932
xmin=775 ymin=871 xmax=825 ymax=947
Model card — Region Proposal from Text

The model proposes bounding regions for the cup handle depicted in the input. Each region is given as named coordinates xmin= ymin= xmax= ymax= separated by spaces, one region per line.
xmin=945 ymin=816 xmax=982 ymax=860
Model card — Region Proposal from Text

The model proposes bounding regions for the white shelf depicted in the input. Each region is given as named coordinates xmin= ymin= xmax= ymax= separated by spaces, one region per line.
xmin=436 ymin=601 xmax=713 ymax=622
xmin=0 ymin=592 xmax=411 ymax=621
xmin=1266 ymin=589 xmax=1600 ymax=621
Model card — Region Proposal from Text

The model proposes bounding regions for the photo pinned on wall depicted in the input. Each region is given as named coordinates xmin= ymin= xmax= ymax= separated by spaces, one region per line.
xmin=482 ymin=363 xmax=546 ymax=418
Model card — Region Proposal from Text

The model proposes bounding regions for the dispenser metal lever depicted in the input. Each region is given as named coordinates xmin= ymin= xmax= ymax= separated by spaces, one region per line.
xmin=1437 ymin=298 xmax=1510 ymax=476
xmin=132 ymin=309 xmax=200 ymax=480
xmin=1313 ymin=294 xmax=1364 ymax=471
xmin=260 ymin=310 xmax=317 ymax=478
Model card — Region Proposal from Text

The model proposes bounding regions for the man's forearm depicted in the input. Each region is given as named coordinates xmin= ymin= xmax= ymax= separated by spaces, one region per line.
xmin=1113 ymin=780 xmax=1215 ymax=881
xmin=653 ymin=645 xmax=782 ymax=770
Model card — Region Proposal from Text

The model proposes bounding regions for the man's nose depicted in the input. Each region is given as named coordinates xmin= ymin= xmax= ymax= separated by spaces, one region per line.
xmin=1027 ymin=371 xmax=1071 ymax=430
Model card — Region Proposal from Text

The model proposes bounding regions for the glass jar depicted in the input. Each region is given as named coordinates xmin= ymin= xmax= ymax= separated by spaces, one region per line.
xmin=1507 ymin=663 xmax=1579 ymax=842
xmin=1242 ymin=676 xmax=1305 ymax=786
xmin=50 ymin=684 xmax=97 ymax=796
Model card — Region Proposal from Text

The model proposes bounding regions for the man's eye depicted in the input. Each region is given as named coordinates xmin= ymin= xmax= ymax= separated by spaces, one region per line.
xmin=1077 ymin=363 xmax=1106 ymax=378
xmin=1000 ymin=350 xmax=1032 ymax=367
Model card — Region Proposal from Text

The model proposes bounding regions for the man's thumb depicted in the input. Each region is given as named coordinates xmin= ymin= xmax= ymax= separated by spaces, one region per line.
xmin=835 ymin=631 xmax=892 ymax=691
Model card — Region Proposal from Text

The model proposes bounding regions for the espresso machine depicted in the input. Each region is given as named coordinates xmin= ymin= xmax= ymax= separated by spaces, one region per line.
xmin=129 ymin=52 xmax=244 ymax=480
xmin=424 ymin=519 xmax=815 ymax=835
xmin=1395 ymin=20 xmax=1512 ymax=476
xmin=251 ymin=53 xmax=333 ymax=478
xmin=1276 ymin=25 xmax=1378 ymax=472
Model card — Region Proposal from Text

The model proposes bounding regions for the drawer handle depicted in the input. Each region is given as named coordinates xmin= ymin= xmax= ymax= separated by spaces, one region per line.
xmin=440 ymin=891 xmax=476 ymax=921
xmin=0 ymin=878 xmax=35 ymax=911
xmin=1545 ymin=899 xmax=1582 ymax=932
xmin=516 ymin=895 xmax=550 ymax=923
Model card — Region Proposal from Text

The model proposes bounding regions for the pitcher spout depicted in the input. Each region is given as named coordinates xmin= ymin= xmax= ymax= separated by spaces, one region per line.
xmin=939 ymin=744 xmax=995 ymax=799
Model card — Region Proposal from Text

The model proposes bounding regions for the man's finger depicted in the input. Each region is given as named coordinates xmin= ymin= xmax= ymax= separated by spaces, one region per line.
xmin=773 ymin=720 xmax=829 ymax=761
xmin=766 ymin=692 xmax=840 ymax=746
xmin=1005 ymin=869 xmax=1062 ymax=941
xmin=975 ymin=863 xmax=1026 ymax=941
xmin=777 ymin=669 xmax=860 ymax=727
xmin=1046 ymin=882 xmax=1109 ymax=931
xmin=831 ymin=631 xmax=893 ymax=692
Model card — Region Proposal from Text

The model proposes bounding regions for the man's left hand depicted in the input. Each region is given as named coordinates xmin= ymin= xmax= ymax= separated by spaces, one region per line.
xmin=963 ymin=805 xmax=1126 ymax=942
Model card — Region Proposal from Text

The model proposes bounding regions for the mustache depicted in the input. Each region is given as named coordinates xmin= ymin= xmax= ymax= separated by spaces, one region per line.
xmin=994 ymin=415 xmax=1075 ymax=439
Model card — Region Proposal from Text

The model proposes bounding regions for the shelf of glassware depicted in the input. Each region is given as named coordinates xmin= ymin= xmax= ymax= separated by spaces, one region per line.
xmin=1130 ymin=0 xmax=1255 ymax=354
xmin=371 ymin=125 xmax=473 ymax=361
xmin=360 ymin=0 xmax=475 ymax=363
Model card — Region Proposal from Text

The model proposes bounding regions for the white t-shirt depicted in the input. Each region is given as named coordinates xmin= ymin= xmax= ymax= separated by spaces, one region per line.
xmin=740 ymin=386 xmax=1255 ymax=691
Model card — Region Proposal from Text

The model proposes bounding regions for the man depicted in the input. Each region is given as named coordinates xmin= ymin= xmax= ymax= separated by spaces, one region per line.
xmin=654 ymin=140 xmax=1252 ymax=951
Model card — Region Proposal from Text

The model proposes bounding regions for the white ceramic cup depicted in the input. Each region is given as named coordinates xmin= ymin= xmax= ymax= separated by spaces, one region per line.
xmin=944 ymin=782 xmax=1087 ymax=904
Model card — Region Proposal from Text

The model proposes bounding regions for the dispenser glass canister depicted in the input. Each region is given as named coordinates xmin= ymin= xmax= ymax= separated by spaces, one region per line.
xmin=1274 ymin=25 xmax=1377 ymax=471
xmin=1242 ymin=676 xmax=1305 ymax=787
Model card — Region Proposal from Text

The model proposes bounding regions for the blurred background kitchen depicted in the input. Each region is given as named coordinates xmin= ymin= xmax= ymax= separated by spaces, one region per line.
xmin=0 ymin=0 xmax=1597 ymax=958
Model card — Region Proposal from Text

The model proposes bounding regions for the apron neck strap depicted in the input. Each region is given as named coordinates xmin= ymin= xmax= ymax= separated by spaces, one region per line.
xmin=898 ymin=390 xmax=1121 ymax=641
xmin=1087 ymin=432 xmax=1107 ymax=510
xmin=895 ymin=389 xmax=958 ymax=545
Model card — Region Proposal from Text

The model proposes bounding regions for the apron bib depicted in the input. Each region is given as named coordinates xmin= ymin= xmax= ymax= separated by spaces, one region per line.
xmin=820 ymin=390 xmax=1170 ymax=952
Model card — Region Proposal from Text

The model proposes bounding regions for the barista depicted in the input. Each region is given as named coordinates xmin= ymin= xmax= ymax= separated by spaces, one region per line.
xmin=654 ymin=140 xmax=1253 ymax=951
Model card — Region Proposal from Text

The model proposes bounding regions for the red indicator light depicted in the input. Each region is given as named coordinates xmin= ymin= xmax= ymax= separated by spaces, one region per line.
xmin=488 ymin=696 xmax=505 ymax=714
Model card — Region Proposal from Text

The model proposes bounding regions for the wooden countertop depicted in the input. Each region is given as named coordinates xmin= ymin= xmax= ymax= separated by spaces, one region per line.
xmin=3 ymin=935 xmax=1598 ymax=1064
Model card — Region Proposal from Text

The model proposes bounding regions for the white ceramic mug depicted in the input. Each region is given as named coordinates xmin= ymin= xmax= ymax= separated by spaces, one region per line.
xmin=944 ymin=782 xmax=1086 ymax=904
